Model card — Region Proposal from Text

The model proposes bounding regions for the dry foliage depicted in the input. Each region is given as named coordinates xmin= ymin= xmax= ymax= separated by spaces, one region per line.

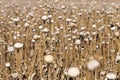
xmin=0 ymin=0 xmax=120 ymax=80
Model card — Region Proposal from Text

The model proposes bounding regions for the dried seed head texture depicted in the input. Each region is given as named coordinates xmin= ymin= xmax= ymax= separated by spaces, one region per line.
xmin=0 ymin=0 xmax=120 ymax=80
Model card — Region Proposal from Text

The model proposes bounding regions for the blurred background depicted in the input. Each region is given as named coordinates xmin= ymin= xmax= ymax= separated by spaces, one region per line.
xmin=0 ymin=0 xmax=120 ymax=5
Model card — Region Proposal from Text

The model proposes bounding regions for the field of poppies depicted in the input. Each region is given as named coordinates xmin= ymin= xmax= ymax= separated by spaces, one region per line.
xmin=0 ymin=0 xmax=120 ymax=80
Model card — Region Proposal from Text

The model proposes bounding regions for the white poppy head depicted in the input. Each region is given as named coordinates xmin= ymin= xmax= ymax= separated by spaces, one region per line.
xmin=24 ymin=22 xmax=29 ymax=27
xmin=44 ymin=55 xmax=54 ymax=63
xmin=116 ymin=55 xmax=120 ymax=61
xmin=66 ymin=18 xmax=72 ymax=22
xmin=106 ymin=73 xmax=116 ymax=79
xmin=58 ymin=16 xmax=62 ymax=19
xmin=61 ymin=5 xmax=66 ymax=9
xmin=75 ymin=39 xmax=81 ymax=45
xmin=32 ymin=39 xmax=36 ymax=43
xmin=91 ymin=32 xmax=97 ymax=36
xmin=27 ymin=12 xmax=34 ymax=17
xmin=33 ymin=35 xmax=40 ymax=40
xmin=81 ymin=27 xmax=86 ymax=30
xmin=92 ymin=24 xmax=96 ymax=28
xmin=5 ymin=62 xmax=10 ymax=68
xmin=42 ymin=15 xmax=48 ymax=21
xmin=48 ymin=15 xmax=52 ymax=19
xmin=14 ymin=42 xmax=24 ymax=49
xmin=114 ymin=32 xmax=119 ymax=36
xmin=51 ymin=19 xmax=54 ymax=23
xmin=111 ymin=27 xmax=116 ymax=31
xmin=39 ymin=25 xmax=43 ymax=30
xmin=13 ymin=18 xmax=20 ymax=22
xmin=7 ymin=46 xmax=14 ymax=52
xmin=79 ymin=31 xmax=84 ymax=35
xmin=77 ymin=13 xmax=82 ymax=16
xmin=87 ymin=59 xmax=100 ymax=71
xmin=68 ymin=67 xmax=80 ymax=77
xmin=11 ymin=73 xmax=19 ymax=78
xmin=41 ymin=28 xmax=49 ymax=33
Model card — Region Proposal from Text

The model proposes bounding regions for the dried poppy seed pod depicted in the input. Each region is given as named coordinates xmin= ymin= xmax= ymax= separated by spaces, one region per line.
xmin=92 ymin=24 xmax=97 ymax=28
xmin=115 ymin=53 xmax=120 ymax=62
xmin=44 ymin=54 xmax=54 ymax=63
xmin=39 ymin=25 xmax=43 ymax=30
xmin=66 ymin=18 xmax=72 ymax=22
xmin=58 ymin=16 xmax=62 ymax=19
xmin=114 ymin=32 xmax=119 ymax=37
xmin=61 ymin=5 xmax=66 ymax=9
xmin=33 ymin=34 xmax=40 ymax=40
xmin=13 ymin=17 xmax=20 ymax=25
xmin=11 ymin=72 xmax=19 ymax=78
xmin=67 ymin=67 xmax=80 ymax=77
xmin=111 ymin=26 xmax=117 ymax=31
xmin=87 ymin=59 xmax=100 ymax=71
xmin=81 ymin=27 xmax=86 ymax=30
xmin=7 ymin=45 xmax=14 ymax=52
xmin=75 ymin=39 xmax=81 ymax=45
xmin=24 ymin=22 xmax=29 ymax=27
xmin=105 ymin=72 xmax=116 ymax=80
xmin=5 ymin=62 xmax=10 ymax=68
xmin=48 ymin=15 xmax=52 ymax=19
xmin=14 ymin=42 xmax=24 ymax=49
xmin=42 ymin=15 xmax=48 ymax=24
xmin=41 ymin=28 xmax=49 ymax=33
